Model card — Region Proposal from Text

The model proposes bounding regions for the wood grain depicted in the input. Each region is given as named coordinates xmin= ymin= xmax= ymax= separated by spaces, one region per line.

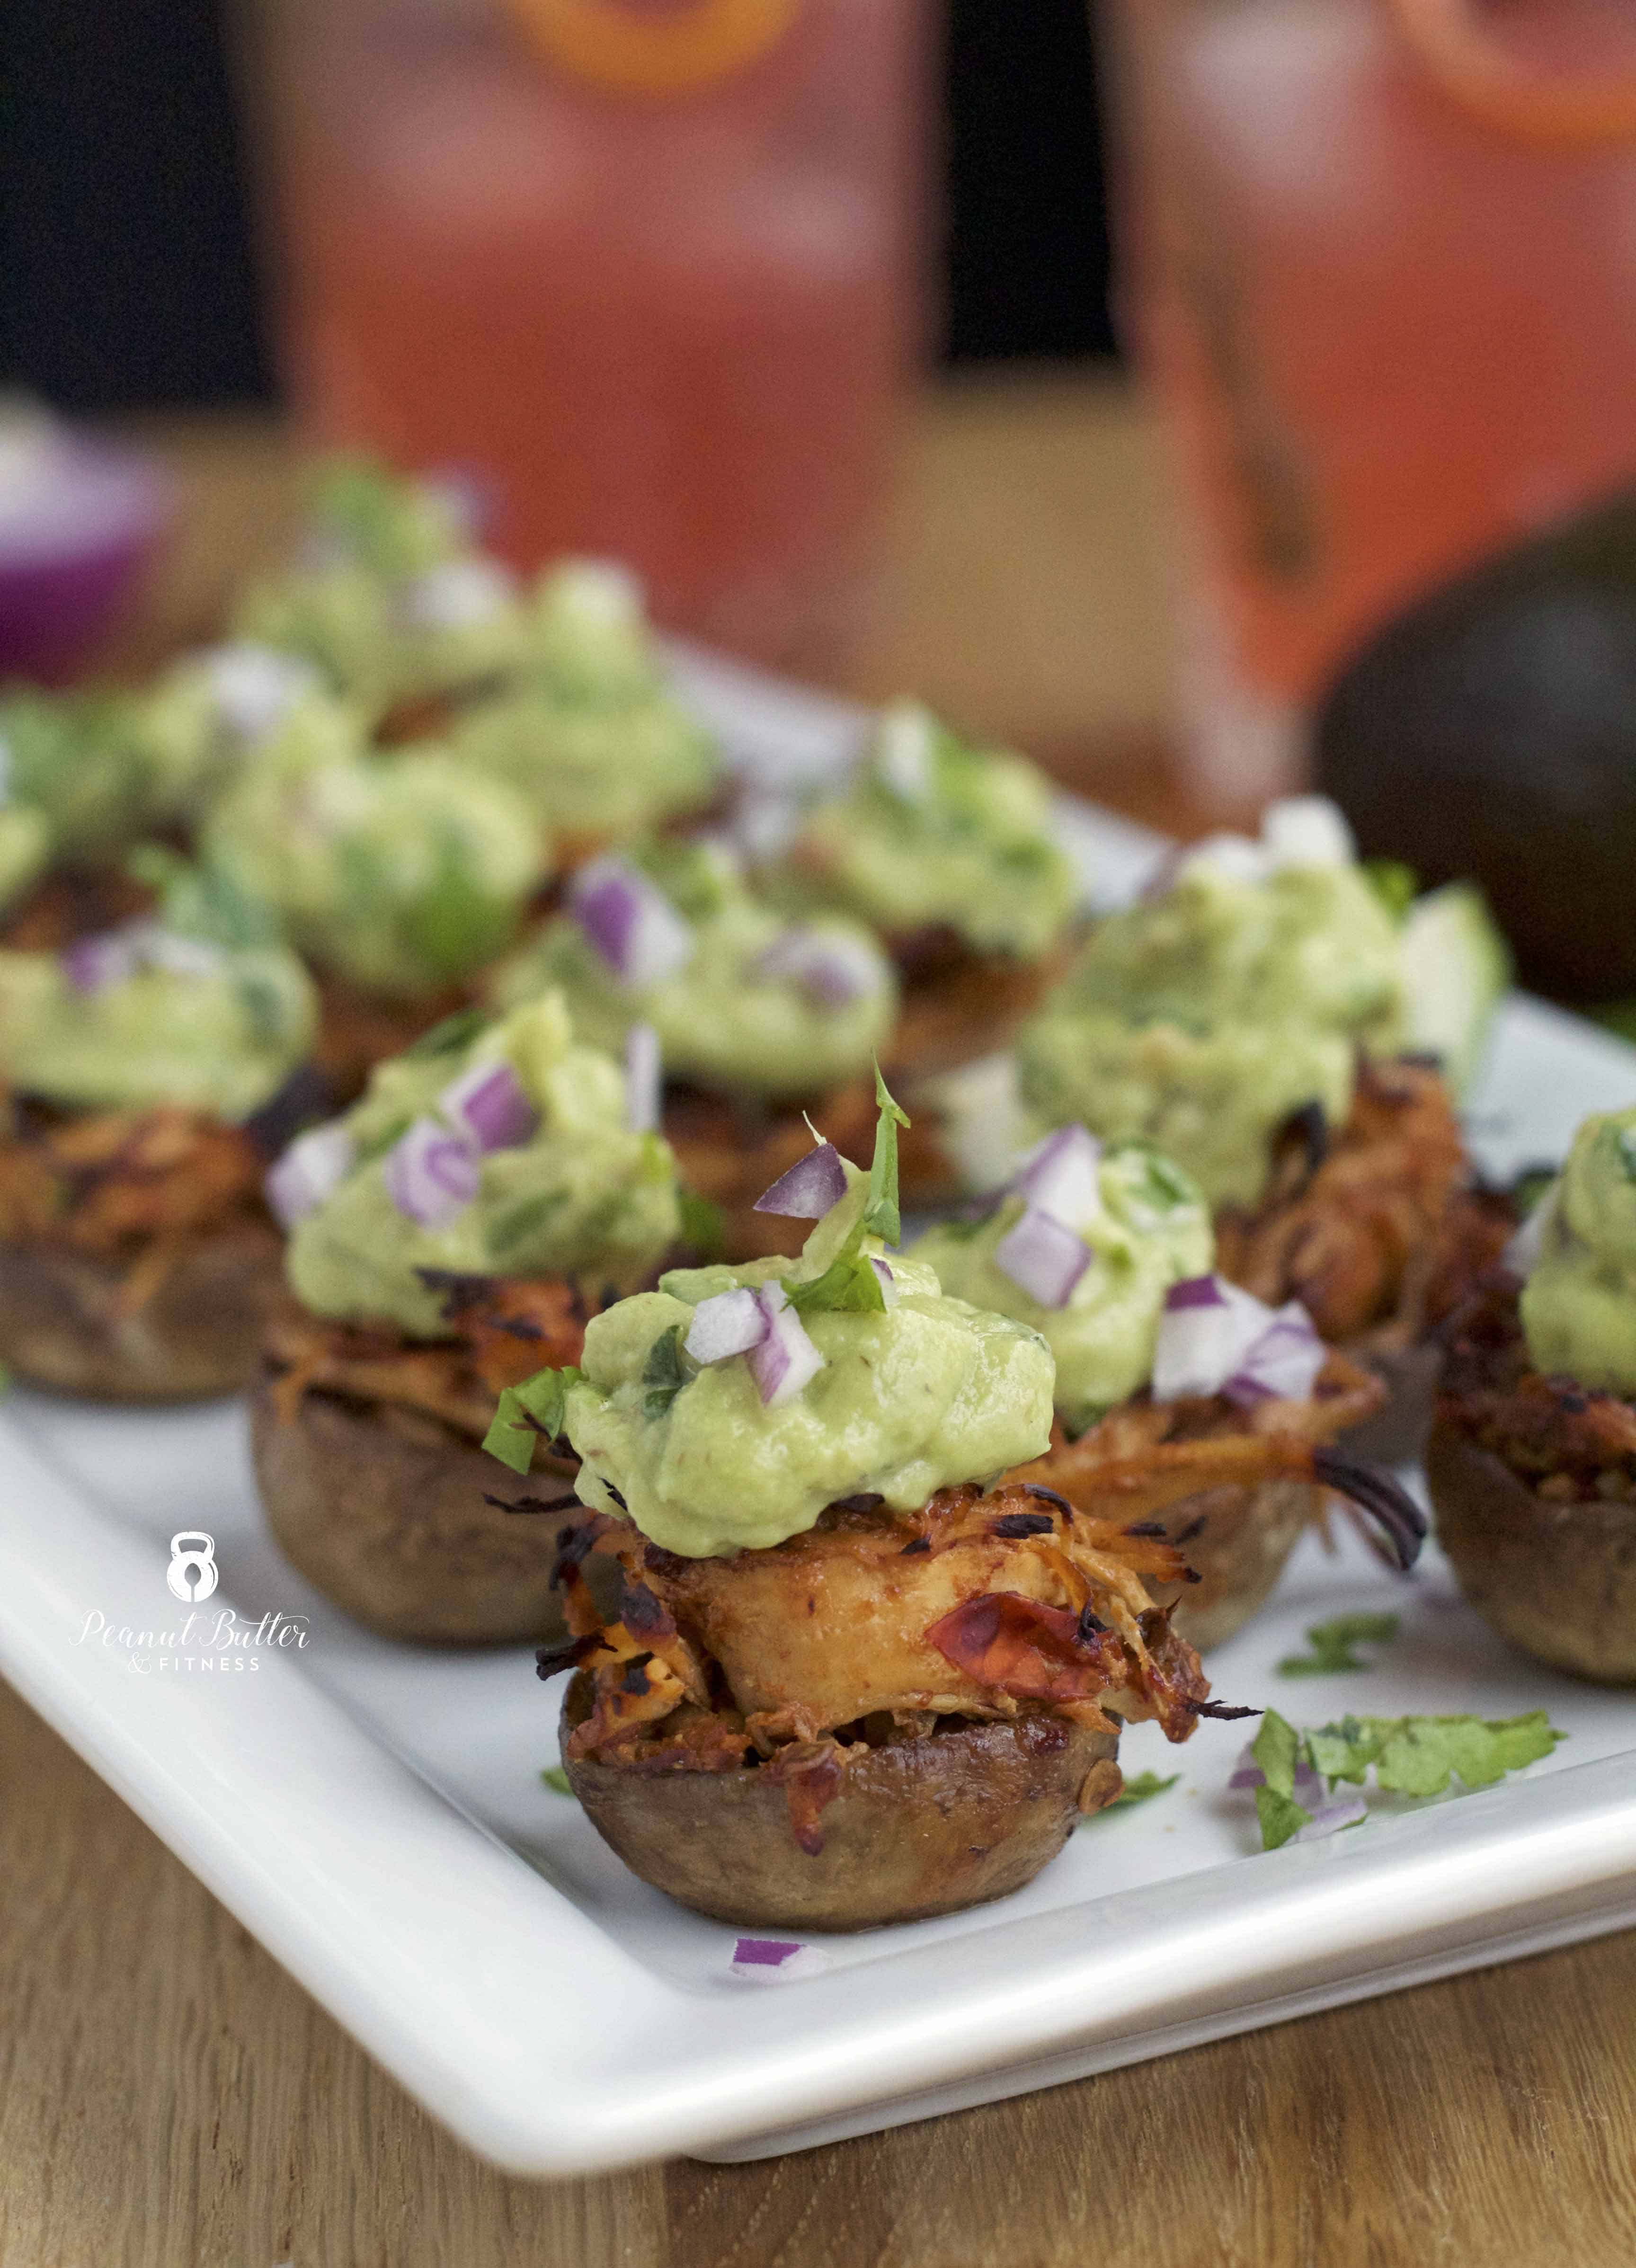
xmin=5 ymin=379 xmax=1636 ymax=2264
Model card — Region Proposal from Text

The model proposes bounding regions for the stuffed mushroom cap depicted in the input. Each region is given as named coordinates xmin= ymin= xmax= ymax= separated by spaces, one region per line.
xmin=558 ymin=1165 xmax=1056 ymax=1557
xmin=768 ymin=701 xmax=1081 ymax=962
xmin=280 ymin=989 xmax=681 ymax=1341
xmin=912 ymin=1135 xmax=1211 ymax=1436
xmin=1015 ymin=799 xmax=1405 ymax=1208
xmin=489 ymin=837 xmax=897 ymax=1103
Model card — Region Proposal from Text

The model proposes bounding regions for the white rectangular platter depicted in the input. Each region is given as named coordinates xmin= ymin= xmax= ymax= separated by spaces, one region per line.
xmin=3 ymin=650 xmax=1636 ymax=2176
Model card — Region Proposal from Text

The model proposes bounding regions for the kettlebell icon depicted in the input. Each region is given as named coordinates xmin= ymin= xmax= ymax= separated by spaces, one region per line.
xmin=167 ymin=1531 xmax=218 ymax=1602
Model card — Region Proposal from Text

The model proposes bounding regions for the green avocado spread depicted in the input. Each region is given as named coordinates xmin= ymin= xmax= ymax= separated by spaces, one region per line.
xmin=203 ymin=702 xmax=546 ymax=997
xmin=773 ymin=701 xmax=1081 ymax=960
xmin=912 ymin=1142 xmax=1212 ymax=1433
xmin=1520 ymin=1107 xmax=1636 ymax=1394
xmin=0 ymin=856 xmax=316 ymax=1120
xmin=231 ymin=458 xmax=528 ymax=714
xmin=558 ymin=1164 xmax=1055 ymax=1556
xmin=450 ymin=563 xmax=719 ymax=839
xmin=1016 ymin=823 xmax=1404 ymax=1208
xmin=287 ymin=991 xmax=681 ymax=1339
xmin=490 ymin=838 xmax=898 ymax=1102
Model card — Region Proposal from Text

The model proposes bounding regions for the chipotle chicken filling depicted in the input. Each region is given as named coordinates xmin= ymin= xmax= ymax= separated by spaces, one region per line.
xmin=263 ymin=1270 xmax=598 ymax=1445
xmin=0 ymin=1093 xmax=275 ymax=1311
xmin=548 ymin=1480 xmax=1210 ymax=1854
xmin=1215 ymin=1058 xmax=1513 ymax=1350
xmin=1438 ymin=1276 xmax=1636 ymax=1504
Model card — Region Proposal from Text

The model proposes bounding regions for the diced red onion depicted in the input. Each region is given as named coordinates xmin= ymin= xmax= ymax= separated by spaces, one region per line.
xmin=747 ymin=1283 xmax=824 ymax=1407
xmin=265 ymin=1121 xmax=355 ymax=1228
xmin=624 ymin=1021 xmax=661 ymax=1134
xmin=684 ymin=1287 xmax=769 ymax=1365
xmin=438 ymin=1058 xmax=537 ymax=1154
xmin=873 ymin=701 xmax=934 ymax=803
xmin=1013 ymin=1122 xmax=1102 ymax=1227
xmin=203 ymin=643 xmax=322 ymax=744
xmin=729 ymin=1937 xmax=830 ymax=1982
xmin=1229 ymin=1748 xmax=1328 ymax=1813
xmin=1222 ymin=1300 xmax=1325 ymax=1410
xmin=61 ymin=927 xmax=141 ymax=995
xmin=752 ymin=1141 xmax=847 ymax=1219
xmin=397 ymin=555 xmax=516 ymax=631
xmin=1155 ymin=1275 xmax=1326 ymax=1407
xmin=569 ymin=857 xmax=694 ymax=989
xmin=1503 ymin=1184 xmax=1555 ymax=1281
xmin=994 ymin=1203 xmax=1092 ymax=1309
xmin=60 ymin=920 xmax=222 ymax=993
xmin=1293 ymin=1792 xmax=1369 ymax=1842
xmin=754 ymin=925 xmax=882 ymax=1009
xmin=0 ymin=418 xmax=171 ymax=677
xmin=1174 ymin=833 xmax=1269 ymax=887
xmin=1261 ymin=795 xmax=1354 ymax=870
xmin=871 ymin=1256 xmax=898 ymax=1308
xmin=383 ymin=1116 xmax=480 ymax=1228
xmin=128 ymin=923 xmax=226 ymax=979
xmin=1153 ymin=1275 xmax=1277 ymax=1403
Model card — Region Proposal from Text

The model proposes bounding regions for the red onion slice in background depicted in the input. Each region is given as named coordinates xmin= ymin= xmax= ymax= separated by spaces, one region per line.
xmin=203 ymin=644 xmax=323 ymax=745
xmin=0 ymin=410 xmax=172 ymax=678
xmin=569 ymin=858 xmax=694 ymax=988
xmin=994 ymin=1203 xmax=1091 ymax=1309
xmin=684 ymin=1287 xmax=768 ymax=1365
xmin=1152 ymin=1275 xmax=1274 ymax=1402
xmin=753 ymin=1141 xmax=847 ymax=1218
xmin=747 ymin=1283 xmax=824 ymax=1406
xmin=753 ymin=925 xmax=883 ymax=1008
xmin=624 ymin=1022 xmax=662 ymax=1134
xmin=1221 ymin=1300 xmax=1325 ymax=1409
xmin=60 ymin=928 xmax=142 ymax=995
xmin=438 ymin=1059 xmax=537 ymax=1154
xmin=1012 ymin=1122 xmax=1102 ymax=1227
xmin=265 ymin=1121 xmax=356 ymax=1229
xmin=383 ymin=1117 xmax=480 ymax=1228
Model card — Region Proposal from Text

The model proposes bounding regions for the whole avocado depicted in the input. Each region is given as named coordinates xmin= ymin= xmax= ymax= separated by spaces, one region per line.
xmin=1315 ymin=492 xmax=1636 ymax=1002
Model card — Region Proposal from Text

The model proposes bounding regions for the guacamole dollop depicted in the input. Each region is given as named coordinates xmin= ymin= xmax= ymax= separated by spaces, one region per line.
xmin=286 ymin=992 xmax=681 ymax=1338
xmin=1016 ymin=815 xmax=1404 ymax=1207
xmin=203 ymin=702 xmax=546 ymax=997
xmin=0 ymin=801 xmax=50 ymax=914
xmin=561 ymin=1169 xmax=1054 ymax=1556
xmin=490 ymin=838 xmax=898 ymax=1101
xmin=1520 ymin=1107 xmax=1636 ymax=1394
xmin=0 ymin=907 xmax=316 ymax=1121
xmin=772 ymin=702 xmax=1081 ymax=960
xmin=232 ymin=458 xmax=528 ymax=714
xmin=912 ymin=1142 xmax=1212 ymax=1433
xmin=450 ymin=563 xmax=719 ymax=842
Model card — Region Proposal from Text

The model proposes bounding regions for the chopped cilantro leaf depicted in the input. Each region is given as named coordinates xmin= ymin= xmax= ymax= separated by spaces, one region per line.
xmin=1616 ymin=1126 xmax=1636 ymax=1186
xmin=1255 ymin=1784 xmax=1313 ymax=1851
xmin=540 ymin=1766 xmax=574 ymax=1796
xmin=677 ymin=1188 xmax=726 ymax=1260
xmin=1104 ymin=1770 xmax=1179 ymax=1812
xmin=482 ymin=1364 xmax=580 ymax=1472
xmin=640 ymin=1324 xmax=689 ymax=1420
xmin=405 ymin=1005 xmax=489 ymax=1058
xmin=1251 ymin=1708 xmax=1565 ymax=1849
xmin=1363 ymin=858 xmax=1419 ymax=921
xmin=783 ymin=1246 xmax=887 ymax=1317
xmin=862 ymin=1060 xmax=910 ymax=1246
xmin=1277 ymin=1612 xmax=1400 ymax=1677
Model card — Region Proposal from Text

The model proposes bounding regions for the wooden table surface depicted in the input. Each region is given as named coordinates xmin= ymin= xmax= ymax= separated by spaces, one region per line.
xmin=6 ymin=375 xmax=1636 ymax=2268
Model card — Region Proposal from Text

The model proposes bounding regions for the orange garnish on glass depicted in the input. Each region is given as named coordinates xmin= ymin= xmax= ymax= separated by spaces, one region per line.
xmin=1384 ymin=0 xmax=1636 ymax=144
xmin=505 ymin=0 xmax=800 ymax=96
